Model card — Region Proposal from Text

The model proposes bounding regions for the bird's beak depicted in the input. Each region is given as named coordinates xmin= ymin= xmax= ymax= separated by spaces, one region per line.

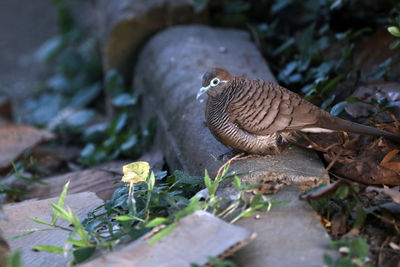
xmin=196 ymin=85 xmax=210 ymax=100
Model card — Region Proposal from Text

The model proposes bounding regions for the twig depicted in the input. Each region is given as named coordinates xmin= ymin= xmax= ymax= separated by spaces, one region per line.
xmin=214 ymin=153 xmax=244 ymax=179
xmin=326 ymin=148 xmax=343 ymax=172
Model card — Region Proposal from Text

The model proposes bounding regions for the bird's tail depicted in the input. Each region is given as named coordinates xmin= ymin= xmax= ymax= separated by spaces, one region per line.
xmin=325 ymin=117 xmax=400 ymax=142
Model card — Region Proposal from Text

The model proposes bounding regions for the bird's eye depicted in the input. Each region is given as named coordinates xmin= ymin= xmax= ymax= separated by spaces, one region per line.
xmin=210 ymin=78 xmax=220 ymax=87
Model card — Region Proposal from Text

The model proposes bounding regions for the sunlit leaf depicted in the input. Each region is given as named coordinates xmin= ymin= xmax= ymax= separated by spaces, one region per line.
xmin=52 ymin=181 xmax=70 ymax=225
xmin=32 ymin=245 xmax=65 ymax=254
xmin=113 ymin=215 xmax=135 ymax=221
xmin=146 ymin=217 xmax=169 ymax=228
xmin=147 ymin=171 xmax=155 ymax=191
xmin=388 ymin=26 xmax=400 ymax=38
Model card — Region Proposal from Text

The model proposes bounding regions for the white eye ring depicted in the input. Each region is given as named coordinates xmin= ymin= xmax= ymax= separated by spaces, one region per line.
xmin=210 ymin=78 xmax=220 ymax=87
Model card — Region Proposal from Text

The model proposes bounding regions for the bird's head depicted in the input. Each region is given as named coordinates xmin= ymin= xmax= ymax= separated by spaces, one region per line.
xmin=196 ymin=68 xmax=233 ymax=99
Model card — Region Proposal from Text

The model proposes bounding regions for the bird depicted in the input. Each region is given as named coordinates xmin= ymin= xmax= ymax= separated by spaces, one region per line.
xmin=196 ymin=68 xmax=400 ymax=154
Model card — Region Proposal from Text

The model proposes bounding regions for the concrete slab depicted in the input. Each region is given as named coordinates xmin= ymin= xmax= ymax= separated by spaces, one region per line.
xmin=0 ymin=192 xmax=103 ymax=267
xmin=232 ymin=188 xmax=334 ymax=267
xmin=83 ymin=210 xmax=255 ymax=267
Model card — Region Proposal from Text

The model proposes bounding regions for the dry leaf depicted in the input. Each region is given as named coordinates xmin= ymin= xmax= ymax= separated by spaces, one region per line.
xmin=300 ymin=179 xmax=346 ymax=200
xmin=0 ymin=125 xmax=55 ymax=172
xmin=366 ymin=186 xmax=400 ymax=203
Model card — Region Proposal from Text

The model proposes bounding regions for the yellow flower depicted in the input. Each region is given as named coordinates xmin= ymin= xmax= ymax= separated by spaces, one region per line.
xmin=121 ymin=161 xmax=150 ymax=184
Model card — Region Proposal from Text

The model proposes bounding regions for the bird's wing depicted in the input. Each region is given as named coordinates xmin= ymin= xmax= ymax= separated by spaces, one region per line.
xmin=227 ymin=79 xmax=323 ymax=135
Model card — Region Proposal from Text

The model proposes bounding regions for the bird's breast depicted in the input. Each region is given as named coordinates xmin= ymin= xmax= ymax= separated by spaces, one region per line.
xmin=205 ymin=97 xmax=281 ymax=154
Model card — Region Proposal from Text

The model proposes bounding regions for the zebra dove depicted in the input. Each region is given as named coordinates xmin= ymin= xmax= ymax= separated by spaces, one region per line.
xmin=196 ymin=68 xmax=400 ymax=154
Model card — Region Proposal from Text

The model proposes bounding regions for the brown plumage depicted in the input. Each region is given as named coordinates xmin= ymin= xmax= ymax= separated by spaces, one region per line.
xmin=196 ymin=68 xmax=400 ymax=154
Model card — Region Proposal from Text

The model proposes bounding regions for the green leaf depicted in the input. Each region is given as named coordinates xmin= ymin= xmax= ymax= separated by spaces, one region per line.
xmin=250 ymin=193 xmax=262 ymax=209
xmin=68 ymin=208 xmax=90 ymax=244
xmin=388 ymin=26 xmax=400 ymax=38
xmin=193 ymin=0 xmax=208 ymax=13
xmin=67 ymin=239 xmax=91 ymax=247
xmin=345 ymin=97 xmax=361 ymax=103
xmin=148 ymin=223 xmax=176 ymax=245
xmin=298 ymin=24 xmax=315 ymax=53
xmin=234 ymin=175 xmax=242 ymax=191
xmin=29 ymin=217 xmax=53 ymax=226
xmin=64 ymin=109 xmax=95 ymax=128
xmin=349 ymin=237 xmax=369 ymax=258
xmin=270 ymin=0 xmax=292 ymax=14
xmin=70 ymin=83 xmax=102 ymax=108
xmin=72 ymin=246 xmax=96 ymax=264
xmin=109 ymin=113 xmax=127 ymax=134
xmin=9 ymin=231 xmax=35 ymax=241
xmin=321 ymin=74 xmax=344 ymax=95
xmin=147 ymin=171 xmax=155 ymax=191
xmin=105 ymin=69 xmax=125 ymax=97
xmin=113 ymin=215 xmax=135 ymax=221
xmin=33 ymin=245 xmax=65 ymax=254
xmin=7 ymin=250 xmax=22 ymax=267
xmin=35 ymin=35 xmax=65 ymax=61
xmin=272 ymin=38 xmax=295 ymax=56
xmin=204 ymin=170 xmax=212 ymax=195
xmin=174 ymin=197 xmax=201 ymax=220
xmin=57 ymin=6 xmax=76 ymax=34
xmin=52 ymin=181 xmax=70 ymax=225
xmin=170 ymin=170 xmax=204 ymax=185
xmin=353 ymin=206 xmax=366 ymax=229
xmin=321 ymin=94 xmax=336 ymax=110
xmin=323 ymin=254 xmax=334 ymax=266
xmin=146 ymin=217 xmax=169 ymax=228
xmin=112 ymin=93 xmax=138 ymax=107
xmin=50 ymin=203 xmax=71 ymax=222
xmin=80 ymin=143 xmax=96 ymax=158
xmin=390 ymin=39 xmax=400 ymax=50
xmin=330 ymin=101 xmax=347 ymax=116
xmin=336 ymin=185 xmax=349 ymax=199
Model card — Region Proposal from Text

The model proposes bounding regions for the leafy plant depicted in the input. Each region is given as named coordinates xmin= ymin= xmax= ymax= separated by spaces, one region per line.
xmin=27 ymin=161 xmax=286 ymax=264
xmin=7 ymin=250 xmax=22 ymax=267
xmin=309 ymin=183 xmax=366 ymax=232
xmin=324 ymin=237 xmax=373 ymax=267
xmin=388 ymin=13 xmax=400 ymax=49
xmin=0 ymin=158 xmax=48 ymax=197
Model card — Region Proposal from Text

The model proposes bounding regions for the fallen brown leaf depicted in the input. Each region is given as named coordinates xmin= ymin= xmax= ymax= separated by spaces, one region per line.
xmin=300 ymin=179 xmax=346 ymax=200
xmin=366 ymin=186 xmax=400 ymax=204
xmin=380 ymin=149 xmax=400 ymax=174
xmin=0 ymin=125 xmax=55 ymax=172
